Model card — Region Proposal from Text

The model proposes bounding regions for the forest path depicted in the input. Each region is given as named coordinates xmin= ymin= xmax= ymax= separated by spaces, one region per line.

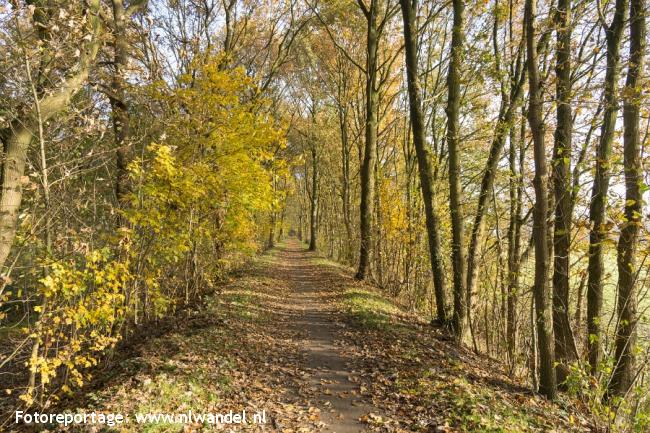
xmin=45 ymin=238 xmax=588 ymax=433
xmin=48 ymin=238 xmax=386 ymax=433
xmin=269 ymin=239 xmax=375 ymax=433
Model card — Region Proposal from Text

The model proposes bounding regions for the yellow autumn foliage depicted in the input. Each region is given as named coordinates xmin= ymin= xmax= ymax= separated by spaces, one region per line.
xmin=124 ymin=56 xmax=284 ymax=313
xmin=17 ymin=54 xmax=286 ymax=407
xmin=20 ymin=249 xmax=129 ymax=405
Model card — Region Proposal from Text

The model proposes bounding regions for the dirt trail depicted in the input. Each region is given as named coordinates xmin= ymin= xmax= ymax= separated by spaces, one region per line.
xmin=270 ymin=239 xmax=375 ymax=433
xmin=36 ymin=238 xmax=382 ymax=433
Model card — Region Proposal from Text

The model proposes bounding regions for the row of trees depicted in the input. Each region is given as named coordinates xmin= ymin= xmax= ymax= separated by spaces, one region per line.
xmin=285 ymin=0 xmax=649 ymax=426
xmin=0 ymin=0 xmax=307 ymax=422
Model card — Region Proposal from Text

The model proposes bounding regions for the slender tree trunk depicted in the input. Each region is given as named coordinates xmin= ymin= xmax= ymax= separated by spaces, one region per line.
xmin=399 ymin=0 xmax=448 ymax=324
xmin=277 ymin=201 xmax=286 ymax=242
xmin=586 ymin=0 xmax=627 ymax=374
xmin=24 ymin=49 xmax=52 ymax=399
xmin=574 ymin=272 xmax=587 ymax=325
xmin=374 ymin=151 xmax=384 ymax=285
xmin=530 ymin=299 xmax=539 ymax=391
xmin=465 ymin=85 xmax=525 ymax=315
xmin=608 ymin=0 xmax=645 ymax=397
xmin=309 ymin=143 xmax=318 ymax=251
xmin=446 ymin=0 xmax=468 ymax=340
xmin=223 ymin=0 xmax=237 ymax=57
xmin=466 ymin=0 xmax=525 ymax=321
xmin=506 ymin=109 xmax=525 ymax=370
xmin=525 ymin=0 xmax=556 ymax=399
xmin=338 ymin=100 xmax=354 ymax=262
xmin=268 ymin=214 xmax=276 ymax=249
xmin=111 ymin=0 xmax=131 ymax=203
xmin=356 ymin=0 xmax=380 ymax=280
xmin=268 ymin=176 xmax=277 ymax=249
xmin=552 ymin=0 xmax=579 ymax=385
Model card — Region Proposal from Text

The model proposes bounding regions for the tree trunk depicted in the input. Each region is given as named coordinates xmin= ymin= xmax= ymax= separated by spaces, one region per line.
xmin=525 ymin=0 xmax=556 ymax=399
xmin=277 ymin=200 xmax=287 ymax=242
xmin=506 ymin=109 xmax=525 ymax=370
xmin=111 ymin=0 xmax=131 ymax=204
xmin=446 ymin=0 xmax=468 ymax=341
xmin=338 ymin=97 xmax=354 ymax=262
xmin=586 ymin=0 xmax=627 ymax=374
xmin=374 ymin=150 xmax=383 ymax=285
xmin=608 ymin=0 xmax=645 ymax=398
xmin=309 ymin=142 xmax=318 ymax=252
xmin=356 ymin=0 xmax=380 ymax=280
xmin=552 ymin=0 xmax=579 ymax=385
xmin=399 ymin=0 xmax=448 ymax=324
xmin=268 ymin=214 xmax=276 ymax=249
xmin=223 ymin=0 xmax=237 ymax=58
xmin=466 ymin=0 xmax=526 ymax=327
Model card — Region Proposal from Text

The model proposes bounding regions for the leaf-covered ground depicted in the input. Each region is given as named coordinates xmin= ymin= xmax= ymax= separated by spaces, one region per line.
xmin=18 ymin=239 xmax=594 ymax=432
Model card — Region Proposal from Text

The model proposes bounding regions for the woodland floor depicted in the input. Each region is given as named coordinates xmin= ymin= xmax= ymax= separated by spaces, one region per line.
xmin=21 ymin=239 xmax=595 ymax=432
